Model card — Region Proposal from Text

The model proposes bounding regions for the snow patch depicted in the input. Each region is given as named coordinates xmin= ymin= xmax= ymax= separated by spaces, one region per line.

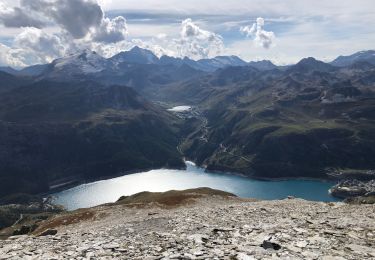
xmin=168 ymin=106 xmax=192 ymax=112
xmin=53 ymin=50 xmax=108 ymax=74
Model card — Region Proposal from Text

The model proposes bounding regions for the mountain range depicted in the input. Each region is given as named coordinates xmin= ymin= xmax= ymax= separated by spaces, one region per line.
xmin=0 ymin=46 xmax=279 ymax=78
xmin=3 ymin=48 xmax=375 ymax=78
xmin=0 ymin=48 xmax=375 ymax=198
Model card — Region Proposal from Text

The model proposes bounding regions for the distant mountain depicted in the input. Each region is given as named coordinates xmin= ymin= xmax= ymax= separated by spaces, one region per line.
xmin=110 ymin=46 xmax=159 ymax=65
xmin=172 ymin=63 xmax=204 ymax=80
xmin=42 ymin=50 xmax=110 ymax=80
xmin=32 ymin=47 xmax=251 ymax=84
xmin=0 ymin=66 xmax=18 ymax=75
xmin=158 ymin=55 xmax=184 ymax=66
xmin=9 ymin=47 xmax=274 ymax=82
xmin=160 ymin=56 xmax=276 ymax=72
xmin=348 ymin=61 xmax=375 ymax=70
xmin=215 ymin=56 xmax=248 ymax=67
xmin=151 ymin=54 xmax=247 ymax=72
xmin=109 ymin=47 xmax=248 ymax=72
xmin=6 ymin=48 xmax=375 ymax=79
xmin=209 ymin=66 xmax=259 ymax=86
xmin=18 ymin=64 xmax=49 ymax=77
xmin=287 ymin=57 xmax=336 ymax=74
xmin=180 ymin=57 xmax=205 ymax=71
xmin=0 ymin=64 xmax=48 ymax=77
xmin=331 ymin=50 xmax=375 ymax=67
xmin=195 ymin=56 xmax=247 ymax=71
xmin=0 ymin=71 xmax=30 ymax=93
xmin=248 ymin=60 xmax=277 ymax=71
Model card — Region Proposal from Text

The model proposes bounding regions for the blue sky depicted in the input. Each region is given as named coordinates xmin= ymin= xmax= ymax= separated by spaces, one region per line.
xmin=0 ymin=0 xmax=374 ymax=67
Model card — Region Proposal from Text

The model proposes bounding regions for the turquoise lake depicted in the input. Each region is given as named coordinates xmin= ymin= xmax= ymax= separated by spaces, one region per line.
xmin=52 ymin=161 xmax=339 ymax=210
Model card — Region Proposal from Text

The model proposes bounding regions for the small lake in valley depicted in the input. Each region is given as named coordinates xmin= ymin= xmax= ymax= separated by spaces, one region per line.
xmin=52 ymin=161 xmax=339 ymax=210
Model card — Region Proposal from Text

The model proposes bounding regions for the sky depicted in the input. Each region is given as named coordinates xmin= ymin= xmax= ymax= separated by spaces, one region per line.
xmin=0 ymin=0 xmax=374 ymax=67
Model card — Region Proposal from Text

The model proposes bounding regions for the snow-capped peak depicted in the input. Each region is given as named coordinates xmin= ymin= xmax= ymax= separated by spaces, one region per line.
xmin=52 ymin=50 xmax=108 ymax=74
xmin=213 ymin=55 xmax=247 ymax=66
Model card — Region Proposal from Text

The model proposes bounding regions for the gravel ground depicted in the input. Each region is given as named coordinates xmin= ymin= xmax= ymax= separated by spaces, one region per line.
xmin=0 ymin=193 xmax=375 ymax=259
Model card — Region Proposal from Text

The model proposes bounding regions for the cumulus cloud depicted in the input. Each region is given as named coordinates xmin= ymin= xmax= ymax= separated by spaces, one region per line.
xmin=0 ymin=2 xmax=222 ymax=66
xmin=0 ymin=0 xmax=130 ymax=66
xmin=0 ymin=2 xmax=45 ymax=28
xmin=177 ymin=18 xmax=224 ymax=59
xmin=2 ymin=0 xmax=128 ymax=43
xmin=0 ymin=43 xmax=26 ymax=67
xmin=21 ymin=0 xmax=103 ymax=39
xmin=14 ymin=28 xmax=66 ymax=63
xmin=91 ymin=16 xmax=128 ymax=43
xmin=241 ymin=17 xmax=276 ymax=49
xmin=93 ymin=18 xmax=224 ymax=60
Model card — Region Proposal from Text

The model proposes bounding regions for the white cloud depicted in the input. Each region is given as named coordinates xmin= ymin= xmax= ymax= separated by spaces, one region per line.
xmin=0 ymin=43 xmax=24 ymax=67
xmin=90 ymin=16 xmax=128 ymax=43
xmin=2 ymin=0 xmax=128 ymax=43
xmin=241 ymin=17 xmax=276 ymax=49
xmin=97 ymin=0 xmax=375 ymax=20
xmin=0 ymin=0 xmax=131 ymax=66
xmin=0 ymin=2 xmax=46 ymax=28
xmin=92 ymin=18 xmax=225 ymax=60
xmin=0 ymin=0 xmax=375 ymax=66
xmin=96 ymin=0 xmax=113 ymax=9
xmin=14 ymin=28 xmax=66 ymax=63
xmin=177 ymin=18 xmax=224 ymax=59
xmin=21 ymin=0 xmax=103 ymax=39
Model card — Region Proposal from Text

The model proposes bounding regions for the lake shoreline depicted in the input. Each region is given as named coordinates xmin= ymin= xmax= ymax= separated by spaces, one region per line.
xmin=204 ymin=167 xmax=338 ymax=183
xmin=51 ymin=161 xmax=340 ymax=210
xmin=45 ymin=160 xmax=339 ymax=199
xmin=44 ymin=165 xmax=187 ymax=197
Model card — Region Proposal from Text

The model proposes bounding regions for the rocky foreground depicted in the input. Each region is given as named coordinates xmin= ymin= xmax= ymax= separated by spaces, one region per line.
xmin=1 ymin=188 xmax=375 ymax=259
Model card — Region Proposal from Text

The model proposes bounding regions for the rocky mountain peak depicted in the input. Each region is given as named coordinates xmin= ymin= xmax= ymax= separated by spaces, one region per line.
xmin=248 ymin=60 xmax=277 ymax=71
xmin=110 ymin=46 xmax=159 ymax=65
xmin=331 ymin=50 xmax=375 ymax=67
xmin=51 ymin=50 xmax=108 ymax=74
xmin=288 ymin=57 xmax=335 ymax=73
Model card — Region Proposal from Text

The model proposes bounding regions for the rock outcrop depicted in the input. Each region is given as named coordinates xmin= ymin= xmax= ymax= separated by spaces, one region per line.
xmin=329 ymin=179 xmax=375 ymax=199
xmin=1 ymin=188 xmax=375 ymax=259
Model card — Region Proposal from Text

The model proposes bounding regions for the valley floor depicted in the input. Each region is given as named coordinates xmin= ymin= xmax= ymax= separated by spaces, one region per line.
xmin=0 ymin=189 xmax=375 ymax=259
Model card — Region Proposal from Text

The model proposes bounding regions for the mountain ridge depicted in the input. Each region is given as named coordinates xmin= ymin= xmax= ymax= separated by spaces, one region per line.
xmin=1 ymin=47 xmax=274 ymax=76
xmin=331 ymin=50 xmax=375 ymax=67
xmin=2 ymin=48 xmax=375 ymax=77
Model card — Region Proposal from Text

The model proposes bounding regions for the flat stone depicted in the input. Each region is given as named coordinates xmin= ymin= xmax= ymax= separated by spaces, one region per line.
xmin=296 ymin=241 xmax=308 ymax=248
xmin=345 ymin=244 xmax=375 ymax=255
xmin=188 ymin=234 xmax=208 ymax=244
xmin=237 ymin=252 xmax=256 ymax=260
